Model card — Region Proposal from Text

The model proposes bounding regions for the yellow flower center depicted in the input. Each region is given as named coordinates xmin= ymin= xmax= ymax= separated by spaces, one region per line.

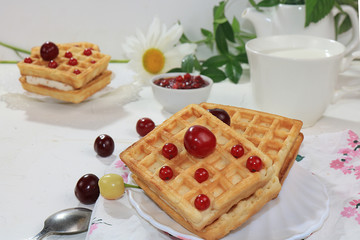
xmin=142 ymin=48 xmax=165 ymax=74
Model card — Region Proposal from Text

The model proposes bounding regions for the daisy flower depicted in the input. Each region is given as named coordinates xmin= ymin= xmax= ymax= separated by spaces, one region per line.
xmin=123 ymin=18 xmax=197 ymax=85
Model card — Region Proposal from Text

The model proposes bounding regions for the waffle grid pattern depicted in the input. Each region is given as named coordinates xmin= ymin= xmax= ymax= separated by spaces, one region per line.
xmin=200 ymin=103 xmax=303 ymax=175
xmin=121 ymin=104 xmax=275 ymax=230
xmin=18 ymin=42 xmax=111 ymax=88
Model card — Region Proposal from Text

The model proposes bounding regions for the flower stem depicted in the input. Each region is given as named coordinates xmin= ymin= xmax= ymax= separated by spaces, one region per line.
xmin=110 ymin=59 xmax=129 ymax=63
xmin=0 ymin=60 xmax=18 ymax=64
xmin=124 ymin=183 xmax=141 ymax=189
xmin=0 ymin=41 xmax=31 ymax=55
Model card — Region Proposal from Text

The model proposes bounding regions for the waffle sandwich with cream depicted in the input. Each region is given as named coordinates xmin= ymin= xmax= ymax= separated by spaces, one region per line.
xmin=17 ymin=42 xmax=111 ymax=103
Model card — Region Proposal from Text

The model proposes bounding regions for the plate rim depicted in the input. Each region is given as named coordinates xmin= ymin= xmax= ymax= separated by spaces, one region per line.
xmin=128 ymin=163 xmax=329 ymax=240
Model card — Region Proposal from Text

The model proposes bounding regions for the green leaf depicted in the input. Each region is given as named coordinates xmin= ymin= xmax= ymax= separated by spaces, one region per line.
xmin=225 ymin=61 xmax=242 ymax=83
xmin=215 ymin=25 xmax=228 ymax=54
xmin=193 ymin=55 xmax=202 ymax=72
xmin=220 ymin=21 xmax=235 ymax=42
xmin=201 ymin=28 xmax=213 ymax=38
xmin=167 ymin=67 xmax=183 ymax=73
xmin=257 ymin=0 xmax=281 ymax=7
xmin=181 ymin=54 xmax=195 ymax=73
xmin=335 ymin=12 xmax=352 ymax=36
xmin=213 ymin=1 xmax=227 ymax=24
xmin=200 ymin=68 xmax=227 ymax=82
xmin=201 ymin=28 xmax=214 ymax=50
xmin=179 ymin=33 xmax=191 ymax=44
xmin=305 ymin=0 xmax=335 ymax=27
xmin=235 ymin=53 xmax=248 ymax=64
xmin=248 ymin=0 xmax=263 ymax=11
xmin=203 ymin=55 xmax=229 ymax=68
xmin=232 ymin=17 xmax=241 ymax=35
xmin=281 ymin=0 xmax=304 ymax=4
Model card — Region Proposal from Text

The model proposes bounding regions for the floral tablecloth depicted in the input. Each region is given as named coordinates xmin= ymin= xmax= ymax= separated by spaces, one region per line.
xmin=86 ymin=130 xmax=360 ymax=240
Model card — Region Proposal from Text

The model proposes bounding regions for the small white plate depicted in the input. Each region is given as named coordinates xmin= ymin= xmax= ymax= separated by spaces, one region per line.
xmin=128 ymin=163 xmax=329 ymax=240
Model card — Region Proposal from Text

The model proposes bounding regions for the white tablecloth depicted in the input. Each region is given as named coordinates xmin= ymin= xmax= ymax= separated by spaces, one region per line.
xmin=0 ymin=62 xmax=360 ymax=239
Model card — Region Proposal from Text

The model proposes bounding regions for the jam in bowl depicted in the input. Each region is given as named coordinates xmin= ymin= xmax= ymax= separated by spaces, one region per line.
xmin=153 ymin=73 xmax=209 ymax=90
xmin=150 ymin=72 xmax=213 ymax=113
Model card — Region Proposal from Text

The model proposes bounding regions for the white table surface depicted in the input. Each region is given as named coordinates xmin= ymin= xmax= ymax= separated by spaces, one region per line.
xmin=0 ymin=61 xmax=359 ymax=240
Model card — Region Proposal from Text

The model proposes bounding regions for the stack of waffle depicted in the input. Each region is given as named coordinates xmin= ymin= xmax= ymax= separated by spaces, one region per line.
xmin=17 ymin=42 xmax=111 ymax=103
xmin=120 ymin=103 xmax=303 ymax=240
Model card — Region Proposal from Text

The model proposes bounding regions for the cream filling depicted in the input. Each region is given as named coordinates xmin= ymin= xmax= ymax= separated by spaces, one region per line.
xmin=26 ymin=76 xmax=74 ymax=91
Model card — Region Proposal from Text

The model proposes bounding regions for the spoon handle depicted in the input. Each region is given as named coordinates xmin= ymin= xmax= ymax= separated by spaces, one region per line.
xmin=30 ymin=228 xmax=51 ymax=240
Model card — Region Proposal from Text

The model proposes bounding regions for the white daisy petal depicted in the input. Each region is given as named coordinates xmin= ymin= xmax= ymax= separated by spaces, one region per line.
xmin=159 ymin=23 xmax=183 ymax=50
xmin=121 ymin=18 xmax=196 ymax=85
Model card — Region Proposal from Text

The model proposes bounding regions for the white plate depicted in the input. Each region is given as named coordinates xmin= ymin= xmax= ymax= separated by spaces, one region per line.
xmin=128 ymin=163 xmax=329 ymax=240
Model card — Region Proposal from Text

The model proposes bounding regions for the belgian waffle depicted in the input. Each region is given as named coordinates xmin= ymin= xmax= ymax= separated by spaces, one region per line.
xmin=120 ymin=104 xmax=276 ymax=231
xmin=17 ymin=42 xmax=111 ymax=89
xmin=200 ymin=103 xmax=303 ymax=184
xmin=131 ymin=131 xmax=303 ymax=240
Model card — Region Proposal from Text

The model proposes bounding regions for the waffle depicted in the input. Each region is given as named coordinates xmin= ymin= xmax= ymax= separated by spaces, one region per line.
xmin=133 ymin=174 xmax=281 ymax=240
xmin=17 ymin=42 xmax=111 ymax=88
xmin=120 ymin=104 xmax=276 ymax=231
xmin=131 ymin=132 xmax=303 ymax=240
xmin=19 ymin=70 xmax=112 ymax=103
xmin=200 ymin=103 xmax=303 ymax=184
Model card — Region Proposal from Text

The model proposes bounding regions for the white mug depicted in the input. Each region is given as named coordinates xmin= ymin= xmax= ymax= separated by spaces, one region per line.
xmin=246 ymin=35 xmax=359 ymax=128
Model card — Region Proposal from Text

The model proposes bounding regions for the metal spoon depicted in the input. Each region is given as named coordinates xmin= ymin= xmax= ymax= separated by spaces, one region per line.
xmin=30 ymin=207 xmax=92 ymax=240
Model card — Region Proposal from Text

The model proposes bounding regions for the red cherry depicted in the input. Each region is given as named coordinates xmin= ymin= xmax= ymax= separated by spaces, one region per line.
xmin=194 ymin=194 xmax=210 ymax=210
xmin=136 ymin=117 xmax=155 ymax=137
xmin=246 ymin=156 xmax=263 ymax=172
xmin=194 ymin=168 xmax=209 ymax=183
xmin=73 ymin=69 xmax=81 ymax=75
xmin=231 ymin=144 xmax=244 ymax=158
xmin=40 ymin=41 xmax=59 ymax=61
xmin=74 ymin=174 xmax=100 ymax=204
xmin=68 ymin=58 xmax=78 ymax=66
xmin=94 ymin=134 xmax=115 ymax=157
xmin=83 ymin=48 xmax=92 ymax=56
xmin=90 ymin=60 xmax=96 ymax=64
xmin=159 ymin=166 xmax=173 ymax=180
xmin=65 ymin=51 xmax=73 ymax=58
xmin=24 ymin=57 xmax=32 ymax=63
xmin=208 ymin=108 xmax=231 ymax=126
xmin=184 ymin=125 xmax=216 ymax=158
xmin=162 ymin=143 xmax=178 ymax=159
xmin=48 ymin=60 xmax=58 ymax=68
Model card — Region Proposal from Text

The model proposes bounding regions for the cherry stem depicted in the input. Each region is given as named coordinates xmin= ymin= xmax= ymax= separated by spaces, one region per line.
xmin=124 ymin=183 xmax=141 ymax=189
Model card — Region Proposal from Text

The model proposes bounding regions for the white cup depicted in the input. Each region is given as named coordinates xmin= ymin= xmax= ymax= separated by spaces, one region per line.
xmin=245 ymin=35 xmax=357 ymax=128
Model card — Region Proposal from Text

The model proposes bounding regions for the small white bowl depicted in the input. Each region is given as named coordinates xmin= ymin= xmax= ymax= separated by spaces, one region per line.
xmin=150 ymin=72 xmax=213 ymax=113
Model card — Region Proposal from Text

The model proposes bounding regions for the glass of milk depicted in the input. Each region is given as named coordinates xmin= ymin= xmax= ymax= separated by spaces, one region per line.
xmin=246 ymin=35 xmax=346 ymax=127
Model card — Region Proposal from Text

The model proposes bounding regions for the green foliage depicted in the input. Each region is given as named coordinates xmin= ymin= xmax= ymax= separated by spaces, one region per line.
xmin=250 ymin=0 xmax=358 ymax=33
xmin=171 ymin=0 xmax=255 ymax=83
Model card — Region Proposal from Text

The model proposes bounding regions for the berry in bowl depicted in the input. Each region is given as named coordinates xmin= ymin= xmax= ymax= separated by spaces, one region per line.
xmin=150 ymin=73 xmax=213 ymax=113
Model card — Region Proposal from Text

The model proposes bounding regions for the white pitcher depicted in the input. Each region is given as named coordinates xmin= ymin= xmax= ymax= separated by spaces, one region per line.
xmin=242 ymin=4 xmax=359 ymax=55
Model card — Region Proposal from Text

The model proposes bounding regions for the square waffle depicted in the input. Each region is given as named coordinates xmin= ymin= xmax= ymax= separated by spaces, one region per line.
xmin=120 ymin=104 xmax=276 ymax=231
xmin=17 ymin=42 xmax=111 ymax=88
xmin=131 ymin=131 xmax=303 ymax=240
xmin=200 ymin=103 xmax=303 ymax=184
